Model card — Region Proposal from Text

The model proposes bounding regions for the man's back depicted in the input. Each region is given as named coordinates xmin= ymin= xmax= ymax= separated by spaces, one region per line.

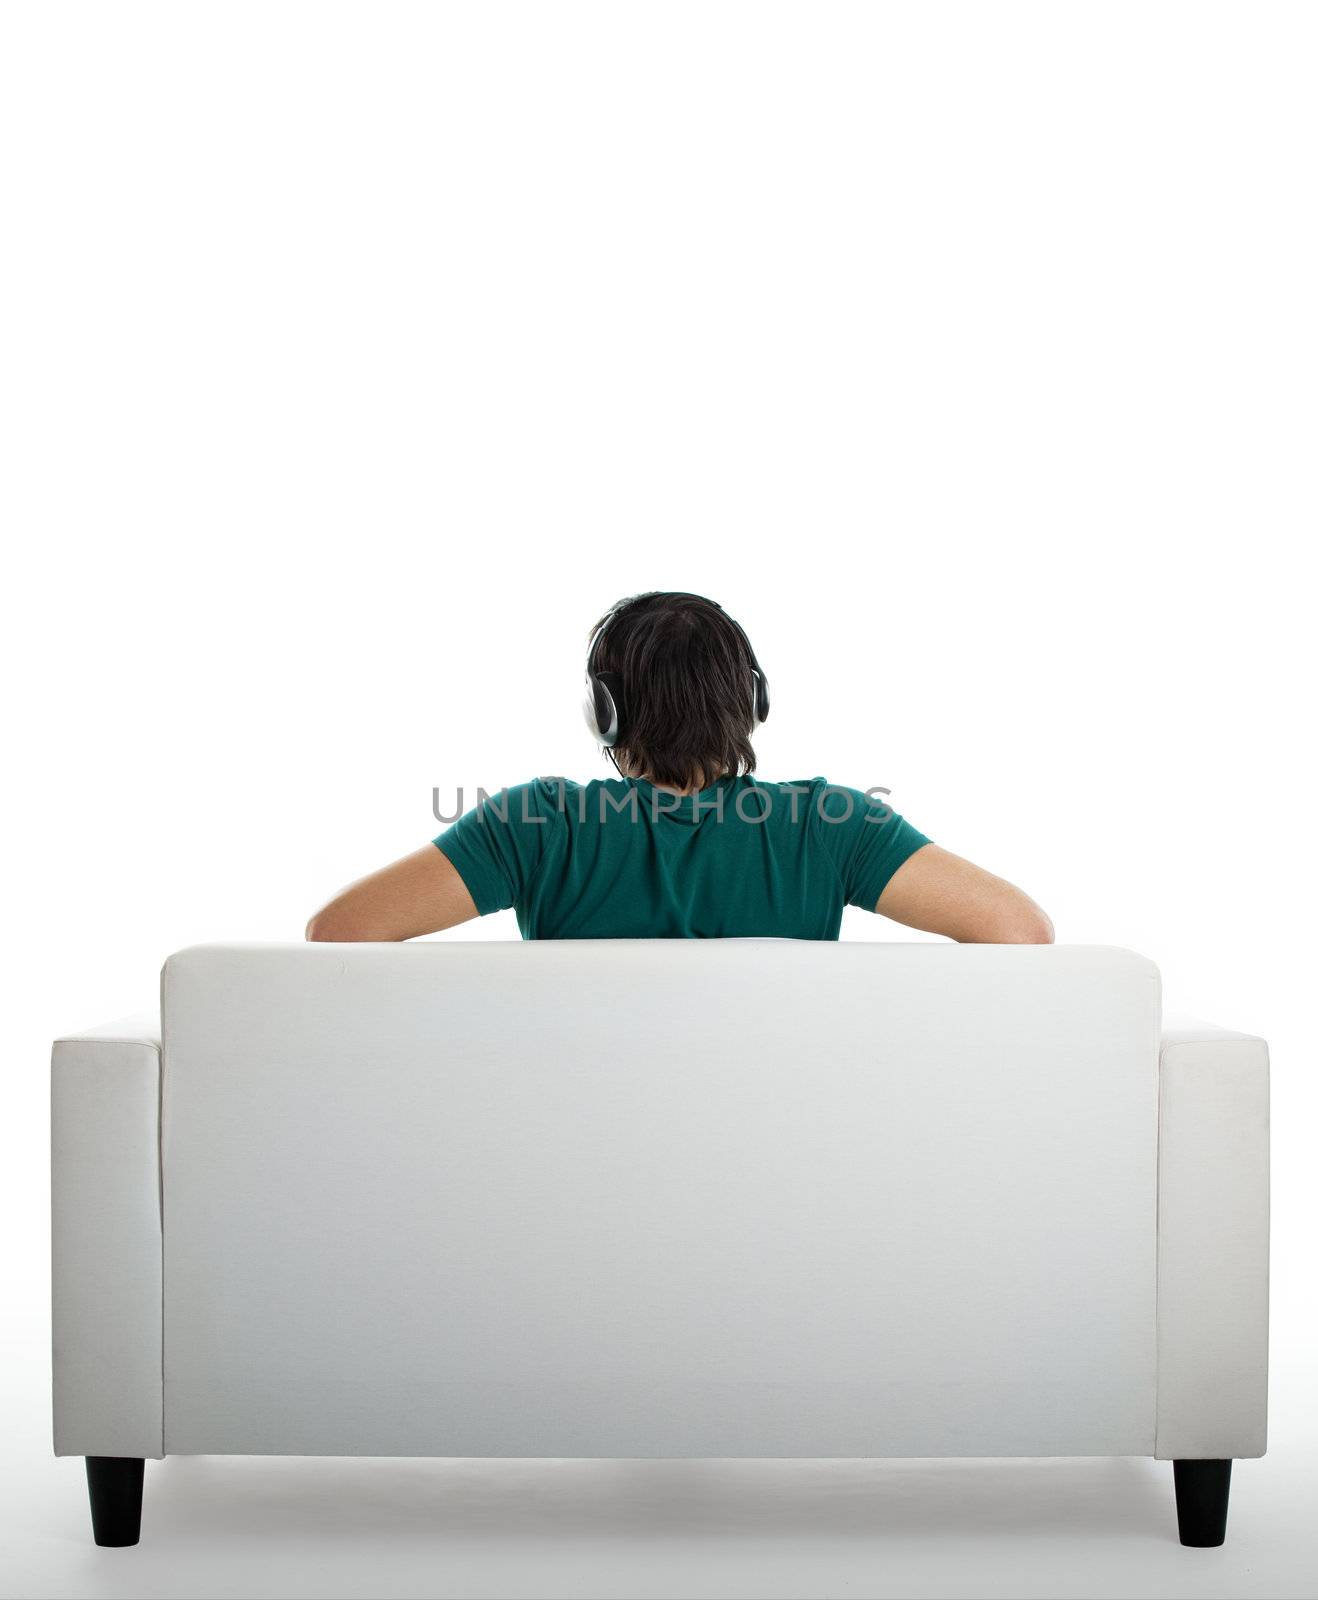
xmin=434 ymin=775 xmax=930 ymax=940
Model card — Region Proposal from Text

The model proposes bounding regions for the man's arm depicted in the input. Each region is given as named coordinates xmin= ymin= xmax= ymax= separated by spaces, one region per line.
xmin=306 ymin=845 xmax=478 ymax=942
xmin=875 ymin=843 xmax=1054 ymax=944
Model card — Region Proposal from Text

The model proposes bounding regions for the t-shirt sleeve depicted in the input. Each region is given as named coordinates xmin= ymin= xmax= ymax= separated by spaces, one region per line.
xmin=814 ymin=784 xmax=931 ymax=911
xmin=432 ymin=781 xmax=554 ymax=916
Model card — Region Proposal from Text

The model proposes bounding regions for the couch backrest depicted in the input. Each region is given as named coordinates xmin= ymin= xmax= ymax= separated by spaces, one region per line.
xmin=160 ymin=940 xmax=1161 ymax=1457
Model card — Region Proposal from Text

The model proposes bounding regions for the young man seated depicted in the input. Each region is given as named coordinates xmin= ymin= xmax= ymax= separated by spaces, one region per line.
xmin=307 ymin=591 xmax=1052 ymax=945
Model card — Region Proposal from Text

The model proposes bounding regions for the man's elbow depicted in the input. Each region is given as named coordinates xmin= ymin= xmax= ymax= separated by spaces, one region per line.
xmin=305 ymin=907 xmax=370 ymax=942
xmin=995 ymin=902 xmax=1055 ymax=944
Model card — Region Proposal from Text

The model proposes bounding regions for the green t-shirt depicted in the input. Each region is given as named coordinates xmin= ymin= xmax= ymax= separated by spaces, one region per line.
xmin=433 ymin=775 xmax=929 ymax=940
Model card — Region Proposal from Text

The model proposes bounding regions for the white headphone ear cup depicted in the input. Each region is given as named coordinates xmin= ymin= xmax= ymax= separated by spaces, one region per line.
xmin=582 ymin=677 xmax=603 ymax=741
xmin=583 ymin=673 xmax=620 ymax=746
xmin=752 ymin=668 xmax=770 ymax=725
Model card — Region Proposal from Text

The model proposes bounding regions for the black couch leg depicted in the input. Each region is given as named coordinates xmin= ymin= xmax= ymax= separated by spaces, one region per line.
xmin=1173 ymin=1459 xmax=1232 ymax=1547
xmin=85 ymin=1456 xmax=144 ymax=1546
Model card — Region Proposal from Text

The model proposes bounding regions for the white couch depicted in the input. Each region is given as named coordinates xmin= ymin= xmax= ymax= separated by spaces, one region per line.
xmin=51 ymin=941 xmax=1269 ymax=1547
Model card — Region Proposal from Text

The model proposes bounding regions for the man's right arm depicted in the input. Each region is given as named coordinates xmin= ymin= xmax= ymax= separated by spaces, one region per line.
xmin=874 ymin=843 xmax=1054 ymax=944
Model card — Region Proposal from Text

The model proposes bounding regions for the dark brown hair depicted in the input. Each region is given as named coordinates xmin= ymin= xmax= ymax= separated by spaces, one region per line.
xmin=589 ymin=591 xmax=759 ymax=790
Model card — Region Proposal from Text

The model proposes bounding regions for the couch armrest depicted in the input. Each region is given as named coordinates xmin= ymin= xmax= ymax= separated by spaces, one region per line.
xmin=51 ymin=1016 xmax=164 ymax=1459
xmin=1155 ymin=1018 xmax=1269 ymax=1459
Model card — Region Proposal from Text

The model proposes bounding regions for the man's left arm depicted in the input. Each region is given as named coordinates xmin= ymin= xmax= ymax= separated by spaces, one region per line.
xmin=306 ymin=845 xmax=479 ymax=941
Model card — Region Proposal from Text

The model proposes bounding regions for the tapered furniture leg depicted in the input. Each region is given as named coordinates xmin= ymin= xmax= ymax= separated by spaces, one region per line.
xmin=85 ymin=1457 xmax=144 ymax=1546
xmin=1173 ymin=1459 xmax=1232 ymax=1547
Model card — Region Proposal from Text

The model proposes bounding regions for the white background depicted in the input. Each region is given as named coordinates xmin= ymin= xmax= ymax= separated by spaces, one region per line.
xmin=2 ymin=3 xmax=1315 ymax=1596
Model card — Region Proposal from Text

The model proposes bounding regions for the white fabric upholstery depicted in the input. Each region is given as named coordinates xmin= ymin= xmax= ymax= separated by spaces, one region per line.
xmin=49 ymin=943 xmax=1269 ymax=1465
xmin=51 ymin=1017 xmax=164 ymax=1459
xmin=1155 ymin=1020 xmax=1270 ymax=1459
xmin=161 ymin=942 xmax=1161 ymax=1457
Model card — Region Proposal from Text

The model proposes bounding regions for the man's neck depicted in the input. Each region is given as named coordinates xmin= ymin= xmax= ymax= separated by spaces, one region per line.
xmin=634 ymin=769 xmax=730 ymax=797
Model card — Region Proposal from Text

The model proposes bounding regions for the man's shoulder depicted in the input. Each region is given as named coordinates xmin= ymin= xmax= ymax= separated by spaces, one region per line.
xmin=737 ymin=775 xmax=831 ymax=809
xmin=527 ymin=775 xmax=623 ymax=801
xmin=751 ymin=776 xmax=883 ymax=801
xmin=746 ymin=775 xmax=829 ymax=794
xmin=737 ymin=777 xmax=894 ymax=826
xmin=528 ymin=775 xmax=583 ymax=795
xmin=464 ymin=778 xmax=580 ymax=825
xmin=515 ymin=775 xmax=625 ymax=815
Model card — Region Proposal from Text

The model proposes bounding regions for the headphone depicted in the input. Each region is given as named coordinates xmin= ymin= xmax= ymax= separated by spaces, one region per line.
xmin=584 ymin=595 xmax=770 ymax=749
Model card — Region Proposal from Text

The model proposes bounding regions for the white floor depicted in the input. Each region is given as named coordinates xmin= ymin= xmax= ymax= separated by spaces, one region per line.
xmin=6 ymin=1345 xmax=1318 ymax=1600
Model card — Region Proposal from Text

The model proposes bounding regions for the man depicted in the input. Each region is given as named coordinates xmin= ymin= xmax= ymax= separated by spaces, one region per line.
xmin=307 ymin=591 xmax=1052 ymax=944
